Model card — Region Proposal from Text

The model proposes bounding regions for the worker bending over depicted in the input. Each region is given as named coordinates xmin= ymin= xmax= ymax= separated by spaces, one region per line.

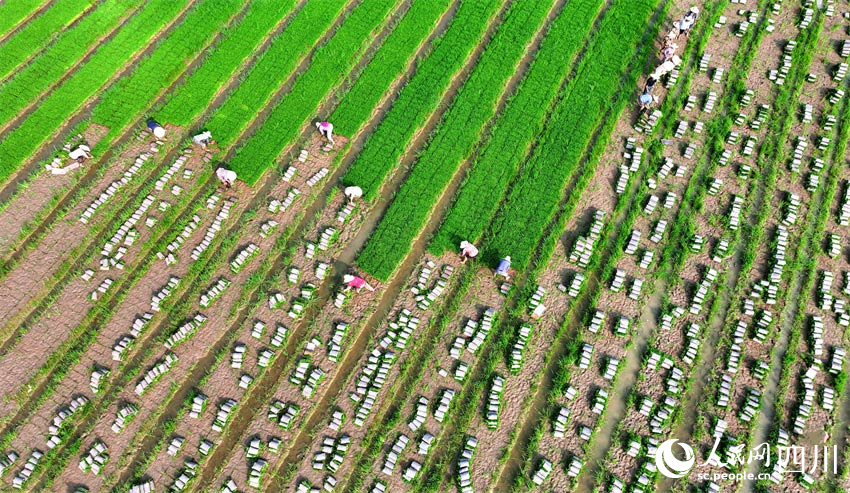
xmin=638 ymin=93 xmax=658 ymax=112
xmin=459 ymin=241 xmax=479 ymax=263
xmin=344 ymin=274 xmax=375 ymax=292
xmin=216 ymin=167 xmax=237 ymax=189
xmin=660 ymin=42 xmax=678 ymax=63
xmin=495 ymin=256 xmax=511 ymax=280
xmin=650 ymin=55 xmax=682 ymax=81
xmin=316 ymin=121 xmax=334 ymax=145
xmin=146 ymin=119 xmax=166 ymax=139
xmin=344 ymin=185 xmax=363 ymax=202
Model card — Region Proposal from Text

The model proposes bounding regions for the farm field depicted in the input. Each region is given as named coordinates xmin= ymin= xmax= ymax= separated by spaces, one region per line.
xmin=1 ymin=0 xmax=850 ymax=492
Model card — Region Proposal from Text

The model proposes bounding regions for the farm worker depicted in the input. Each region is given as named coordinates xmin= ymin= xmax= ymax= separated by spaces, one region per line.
xmin=146 ymin=119 xmax=165 ymax=139
xmin=459 ymin=241 xmax=479 ymax=263
xmin=649 ymin=55 xmax=682 ymax=80
xmin=69 ymin=144 xmax=92 ymax=161
xmin=316 ymin=121 xmax=334 ymax=144
xmin=344 ymin=185 xmax=363 ymax=202
xmin=495 ymin=256 xmax=511 ymax=280
xmin=677 ymin=7 xmax=699 ymax=37
xmin=216 ymin=167 xmax=237 ymax=189
xmin=660 ymin=42 xmax=678 ymax=63
xmin=644 ymin=75 xmax=658 ymax=94
xmin=665 ymin=26 xmax=680 ymax=44
xmin=343 ymin=274 xmax=375 ymax=292
xmin=193 ymin=131 xmax=212 ymax=147
xmin=638 ymin=93 xmax=658 ymax=111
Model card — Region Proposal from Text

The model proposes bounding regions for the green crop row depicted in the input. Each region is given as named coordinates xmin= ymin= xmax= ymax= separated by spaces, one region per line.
xmin=0 ymin=0 xmax=46 ymax=38
xmin=412 ymin=0 xmax=663 ymax=479
xmin=0 ymin=0 xmax=299 ymax=280
xmin=228 ymin=0 xmax=402 ymax=184
xmin=204 ymin=0 xmax=349 ymax=148
xmin=429 ymin=0 xmax=602 ymax=254
xmin=156 ymin=0 xmax=298 ymax=126
xmin=340 ymin=0 xmax=504 ymax=197
xmin=0 ymin=0 xmax=192 ymax=184
xmin=0 ymin=0 xmax=93 ymax=80
xmin=356 ymin=0 xmax=559 ymax=280
xmin=0 ymin=0 xmax=142 ymax=130
xmin=485 ymin=0 xmax=659 ymax=269
xmin=329 ymin=0 xmax=453 ymax=136
xmin=91 ymin=0 xmax=248 ymax=147
xmin=437 ymin=0 xmax=672 ymax=484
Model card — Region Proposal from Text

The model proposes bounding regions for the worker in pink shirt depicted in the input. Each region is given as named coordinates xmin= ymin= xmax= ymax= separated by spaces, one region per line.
xmin=343 ymin=274 xmax=375 ymax=292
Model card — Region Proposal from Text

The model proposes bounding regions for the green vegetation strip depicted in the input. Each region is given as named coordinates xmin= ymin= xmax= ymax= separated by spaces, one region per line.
xmin=485 ymin=0 xmax=658 ymax=269
xmin=0 ymin=0 xmax=93 ymax=80
xmin=89 ymin=0 xmax=248 ymax=147
xmin=0 ymin=0 xmax=249 ymax=338
xmin=414 ymin=2 xmax=662 ymax=488
xmin=356 ymin=0 xmax=557 ymax=280
xmin=340 ymin=0 xmax=504 ymax=197
xmin=0 ymin=0 xmax=143 ymax=130
xmin=227 ymin=0 xmax=404 ymax=184
xmin=329 ymin=0 xmax=453 ymax=135
xmin=203 ymin=0 xmax=348 ymax=147
xmin=0 ymin=0 xmax=47 ymax=37
xmin=0 ymin=0 xmax=317 ymax=276
xmin=429 ymin=0 xmax=603 ymax=254
xmin=0 ymin=0 xmax=192 ymax=183
xmin=156 ymin=0 xmax=298 ymax=126
xmin=1 ymin=0 xmax=386 ymax=449
xmin=10 ymin=0 xmax=413 ymax=476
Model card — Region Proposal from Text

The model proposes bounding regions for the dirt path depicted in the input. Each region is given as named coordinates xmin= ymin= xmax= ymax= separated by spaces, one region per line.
xmin=740 ymin=14 xmax=850 ymax=492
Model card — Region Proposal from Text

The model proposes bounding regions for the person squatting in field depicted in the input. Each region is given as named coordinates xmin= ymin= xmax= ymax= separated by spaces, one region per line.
xmin=459 ymin=241 xmax=479 ymax=263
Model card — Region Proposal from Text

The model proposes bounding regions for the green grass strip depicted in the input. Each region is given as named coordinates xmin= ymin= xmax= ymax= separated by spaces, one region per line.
xmin=0 ymin=0 xmax=192 ymax=182
xmin=430 ymin=0 xmax=605 ymax=254
xmin=356 ymin=0 xmax=557 ymax=280
xmin=0 ymin=0 xmax=142 ymax=129
xmin=204 ymin=0 xmax=349 ymax=148
xmin=228 ymin=0 xmax=404 ymax=184
xmin=329 ymin=0 xmax=452 ymax=136
xmin=90 ymin=0 xmax=248 ymax=148
xmin=0 ymin=0 xmax=47 ymax=37
xmin=485 ymin=0 xmax=659 ymax=268
xmin=0 ymin=0 xmax=92 ymax=80
xmin=340 ymin=0 xmax=505 ymax=197
xmin=155 ymin=0 xmax=298 ymax=126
